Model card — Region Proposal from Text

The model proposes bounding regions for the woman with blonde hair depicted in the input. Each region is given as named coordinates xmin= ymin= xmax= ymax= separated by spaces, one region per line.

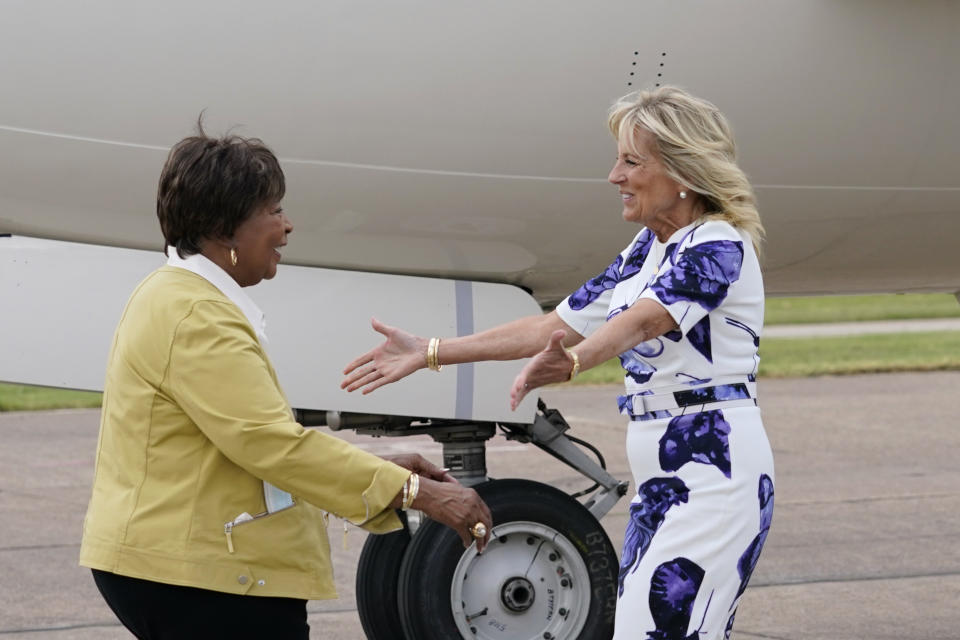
xmin=344 ymin=85 xmax=774 ymax=639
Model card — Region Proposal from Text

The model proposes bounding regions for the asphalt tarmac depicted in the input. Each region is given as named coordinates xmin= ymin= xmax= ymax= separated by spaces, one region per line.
xmin=2 ymin=371 xmax=959 ymax=639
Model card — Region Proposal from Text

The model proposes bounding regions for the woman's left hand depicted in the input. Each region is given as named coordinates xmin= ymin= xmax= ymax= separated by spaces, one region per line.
xmin=383 ymin=453 xmax=458 ymax=484
xmin=509 ymin=330 xmax=576 ymax=410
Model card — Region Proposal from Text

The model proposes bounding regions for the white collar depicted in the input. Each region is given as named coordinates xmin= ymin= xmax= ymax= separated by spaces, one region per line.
xmin=165 ymin=248 xmax=268 ymax=345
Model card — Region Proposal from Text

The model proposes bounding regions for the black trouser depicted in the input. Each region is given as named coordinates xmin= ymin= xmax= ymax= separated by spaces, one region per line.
xmin=92 ymin=569 xmax=309 ymax=639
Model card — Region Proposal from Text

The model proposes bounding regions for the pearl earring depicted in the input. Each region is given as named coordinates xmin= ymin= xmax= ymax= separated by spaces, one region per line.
xmin=679 ymin=191 xmax=687 ymax=199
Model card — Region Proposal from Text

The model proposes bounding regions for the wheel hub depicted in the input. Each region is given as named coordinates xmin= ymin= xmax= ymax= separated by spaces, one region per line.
xmin=451 ymin=521 xmax=591 ymax=639
xmin=500 ymin=576 xmax=536 ymax=612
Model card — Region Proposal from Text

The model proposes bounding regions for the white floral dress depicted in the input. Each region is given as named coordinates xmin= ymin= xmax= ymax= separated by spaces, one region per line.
xmin=556 ymin=219 xmax=775 ymax=640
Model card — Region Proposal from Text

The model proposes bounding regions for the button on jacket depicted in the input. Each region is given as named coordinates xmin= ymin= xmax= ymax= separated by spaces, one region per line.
xmin=80 ymin=265 xmax=410 ymax=599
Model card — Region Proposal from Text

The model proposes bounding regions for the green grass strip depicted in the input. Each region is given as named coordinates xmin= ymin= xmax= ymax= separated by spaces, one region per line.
xmin=756 ymin=330 xmax=960 ymax=377
xmin=572 ymin=330 xmax=960 ymax=384
xmin=0 ymin=383 xmax=102 ymax=412
xmin=765 ymin=293 xmax=959 ymax=325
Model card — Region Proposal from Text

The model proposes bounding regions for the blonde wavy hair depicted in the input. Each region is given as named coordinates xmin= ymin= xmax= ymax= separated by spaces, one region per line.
xmin=608 ymin=85 xmax=764 ymax=255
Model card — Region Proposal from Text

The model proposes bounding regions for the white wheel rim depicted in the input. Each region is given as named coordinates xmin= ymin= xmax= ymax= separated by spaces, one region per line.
xmin=450 ymin=521 xmax=591 ymax=640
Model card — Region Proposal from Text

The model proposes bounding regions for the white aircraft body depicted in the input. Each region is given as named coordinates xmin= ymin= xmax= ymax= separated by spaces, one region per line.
xmin=1 ymin=2 xmax=958 ymax=638
xmin=2 ymin=1 xmax=958 ymax=305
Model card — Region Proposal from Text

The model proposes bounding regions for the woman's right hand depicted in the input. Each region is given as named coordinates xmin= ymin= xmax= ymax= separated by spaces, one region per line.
xmin=412 ymin=477 xmax=493 ymax=553
xmin=341 ymin=318 xmax=427 ymax=394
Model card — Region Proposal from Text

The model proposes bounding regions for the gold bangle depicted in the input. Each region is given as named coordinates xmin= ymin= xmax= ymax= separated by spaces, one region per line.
xmin=426 ymin=337 xmax=442 ymax=372
xmin=566 ymin=348 xmax=580 ymax=381
xmin=402 ymin=473 xmax=419 ymax=510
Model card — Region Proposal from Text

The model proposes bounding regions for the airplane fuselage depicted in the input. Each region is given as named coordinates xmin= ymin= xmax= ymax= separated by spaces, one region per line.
xmin=1 ymin=1 xmax=958 ymax=305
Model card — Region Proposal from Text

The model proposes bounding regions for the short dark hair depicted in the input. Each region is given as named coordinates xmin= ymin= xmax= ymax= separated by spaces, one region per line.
xmin=157 ymin=122 xmax=285 ymax=257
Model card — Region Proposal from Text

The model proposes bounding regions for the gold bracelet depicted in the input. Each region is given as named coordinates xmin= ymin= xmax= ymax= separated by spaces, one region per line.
xmin=566 ymin=348 xmax=580 ymax=381
xmin=426 ymin=337 xmax=443 ymax=372
xmin=410 ymin=473 xmax=420 ymax=506
xmin=402 ymin=473 xmax=419 ymax=510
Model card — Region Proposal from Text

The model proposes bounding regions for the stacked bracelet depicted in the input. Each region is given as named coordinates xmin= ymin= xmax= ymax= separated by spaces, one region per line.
xmin=401 ymin=473 xmax=420 ymax=510
xmin=426 ymin=337 xmax=442 ymax=372
xmin=565 ymin=348 xmax=580 ymax=381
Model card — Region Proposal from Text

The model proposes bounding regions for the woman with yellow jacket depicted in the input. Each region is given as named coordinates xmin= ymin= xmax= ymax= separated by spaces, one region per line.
xmin=79 ymin=127 xmax=492 ymax=639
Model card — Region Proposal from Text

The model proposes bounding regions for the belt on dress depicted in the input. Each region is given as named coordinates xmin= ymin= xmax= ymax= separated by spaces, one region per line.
xmin=621 ymin=378 xmax=758 ymax=421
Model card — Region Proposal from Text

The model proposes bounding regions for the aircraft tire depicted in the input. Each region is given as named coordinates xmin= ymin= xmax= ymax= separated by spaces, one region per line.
xmin=356 ymin=512 xmax=411 ymax=640
xmin=397 ymin=478 xmax=618 ymax=640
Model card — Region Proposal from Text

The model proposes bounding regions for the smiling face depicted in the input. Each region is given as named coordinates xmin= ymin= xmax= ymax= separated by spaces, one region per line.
xmin=230 ymin=200 xmax=293 ymax=287
xmin=608 ymin=128 xmax=688 ymax=237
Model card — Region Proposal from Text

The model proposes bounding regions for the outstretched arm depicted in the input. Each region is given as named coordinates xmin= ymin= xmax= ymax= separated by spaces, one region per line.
xmin=342 ymin=310 xmax=582 ymax=394
xmin=509 ymin=299 xmax=677 ymax=409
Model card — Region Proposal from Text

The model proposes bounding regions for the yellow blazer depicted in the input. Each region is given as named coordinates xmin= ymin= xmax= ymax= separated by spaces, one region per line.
xmin=79 ymin=266 xmax=409 ymax=599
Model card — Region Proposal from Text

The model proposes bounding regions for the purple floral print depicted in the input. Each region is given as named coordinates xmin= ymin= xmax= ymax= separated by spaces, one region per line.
xmin=651 ymin=240 xmax=744 ymax=311
xmin=659 ymin=410 xmax=732 ymax=478
xmin=567 ymin=255 xmax=622 ymax=310
xmin=568 ymin=229 xmax=655 ymax=309
xmin=646 ymin=557 xmax=707 ymax=640
xmin=618 ymin=477 xmax=691 ymax=596
xmin=732 ymin=474 xmax=775 ymax=603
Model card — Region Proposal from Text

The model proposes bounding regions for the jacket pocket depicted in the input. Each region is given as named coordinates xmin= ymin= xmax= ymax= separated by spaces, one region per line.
xmin=222 ymin=502 xmax=328 ymax=572
xmin=223 ymin=503 xmax=296 ymax=553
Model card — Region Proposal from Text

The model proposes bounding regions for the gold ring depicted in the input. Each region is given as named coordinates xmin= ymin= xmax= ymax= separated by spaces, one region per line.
xmin=470 ymin=522 xmax=487 ymax=539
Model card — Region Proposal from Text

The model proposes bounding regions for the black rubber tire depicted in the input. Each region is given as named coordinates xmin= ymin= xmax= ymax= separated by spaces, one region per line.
xmin=396 ymin=479 xmax=618 ymax=640
xmin=356 ymin=511 xmax=411 ymax=640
